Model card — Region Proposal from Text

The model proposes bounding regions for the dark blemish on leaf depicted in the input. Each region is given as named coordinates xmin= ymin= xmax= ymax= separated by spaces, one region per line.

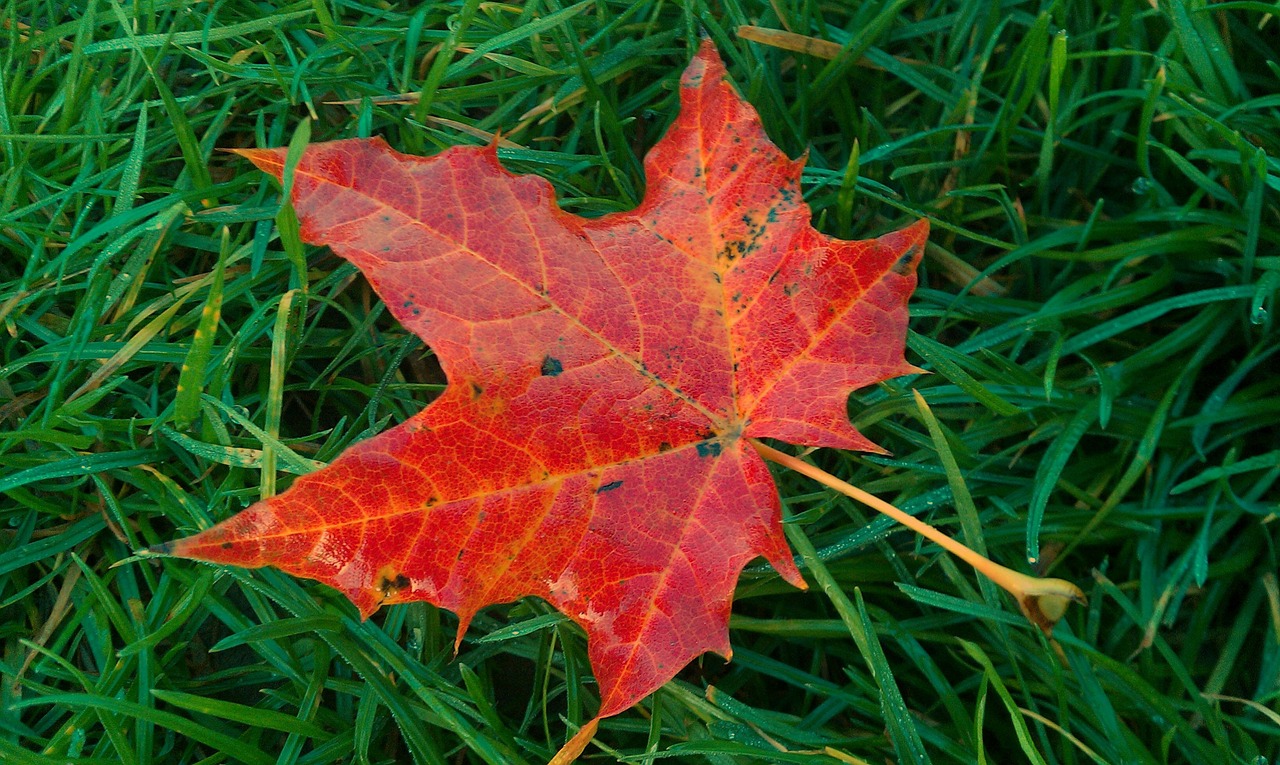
xmin=470 ymin=382 xmax=483 ymax=398
xmin=658 ymin=441 xmax=672 ymax=453
xmin=456 ymin=549 xmax=465 ymax=561
xmin=541 ymin=356 xmax=564 ymax=377
xmin=783 ymin=283 xmax=799 ymax=297
xmin=731 ymin=292 xmax=741 ymax=302
xmin=380 ymin=215 xmax=391 ymax=223
xmin=729 ymin=163 xmax=738 ymax=172
xmin=596 ymin=480 xmax=624 ymax=494
xmin=379 ymin=573 xmax=411 ymax=596
xmin=221 ymin=542 xmax=234 ymax=550
xmin=768 ymin=270 xmax=780 ymax=284
xmin=893 ymin=246 xmax=920 ymax=275
xmin=767 ymin=207 xmax=779 ymax=223
xmin=424 ymin=495 xmax=440 ymax=508
xmin=696 ymin=441 xmax=722 ymax=458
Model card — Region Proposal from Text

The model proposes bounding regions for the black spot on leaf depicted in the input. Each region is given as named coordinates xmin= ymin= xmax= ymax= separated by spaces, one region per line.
xmin=893 ymin=246 xmax=919 ymax=275
xmin=379 ymin=573 xmax=411 ymax=596
xmin=541 ymin=356 xmax=564 ymax=376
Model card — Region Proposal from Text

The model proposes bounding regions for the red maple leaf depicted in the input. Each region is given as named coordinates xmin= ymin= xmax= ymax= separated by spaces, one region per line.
xmin=167 ymin=39 xmax=926 ymax=736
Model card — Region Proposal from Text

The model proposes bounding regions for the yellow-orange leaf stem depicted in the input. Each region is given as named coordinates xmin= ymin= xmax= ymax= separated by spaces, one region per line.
xmin=548 ymin=717 xmax=599 ymax=765
xmin=749 ymin=439 xmax=1085 ymax=634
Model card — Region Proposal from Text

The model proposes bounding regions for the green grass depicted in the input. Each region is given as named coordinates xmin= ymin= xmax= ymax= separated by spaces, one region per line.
xmin=3 ymin=1 xmax=1278 ymax=763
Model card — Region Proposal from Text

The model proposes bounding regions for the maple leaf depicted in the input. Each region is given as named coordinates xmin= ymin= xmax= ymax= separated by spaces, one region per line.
xmin=165 ymin=40 xmax=927 ymax=729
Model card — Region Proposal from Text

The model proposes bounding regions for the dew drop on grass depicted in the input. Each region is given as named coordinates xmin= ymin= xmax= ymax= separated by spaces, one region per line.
xmin=1251 ymin=305 xmax=1268 ymax=324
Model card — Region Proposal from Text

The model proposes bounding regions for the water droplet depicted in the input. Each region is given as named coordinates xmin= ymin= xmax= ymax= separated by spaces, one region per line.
xmin=1251 ymin=305 xmax=1269 ymax=324
xmin=1130 ymin=177 xmax=1153 ymax=195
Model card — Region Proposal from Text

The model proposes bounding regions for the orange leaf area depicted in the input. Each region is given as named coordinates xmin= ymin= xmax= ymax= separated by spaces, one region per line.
xmin=166 ymin=40 xmax=927 ymax=721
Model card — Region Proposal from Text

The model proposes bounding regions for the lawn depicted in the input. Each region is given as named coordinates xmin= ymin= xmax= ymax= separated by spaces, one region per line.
xmin=2 ymin=1 xmax=1278 ymax=764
